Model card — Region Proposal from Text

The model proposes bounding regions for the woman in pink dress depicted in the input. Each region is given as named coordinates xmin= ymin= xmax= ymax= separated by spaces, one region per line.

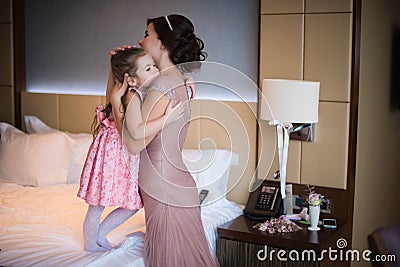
xmin=124 ymin=14 xmax=219 ymax=266
xmin=77 ymin=47 xmax=183 ymax=252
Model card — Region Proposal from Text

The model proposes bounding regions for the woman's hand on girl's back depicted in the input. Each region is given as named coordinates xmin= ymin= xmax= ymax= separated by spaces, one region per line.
xmin=184 ymin=75 xmax=196 ymax=100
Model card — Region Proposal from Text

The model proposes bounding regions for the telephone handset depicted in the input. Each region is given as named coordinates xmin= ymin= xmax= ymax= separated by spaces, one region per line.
xmin=244 ymin=180 xmax=283 ymax=220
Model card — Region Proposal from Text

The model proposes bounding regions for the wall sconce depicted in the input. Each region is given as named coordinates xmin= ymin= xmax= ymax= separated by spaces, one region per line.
xmin=290 ymin=123 xmax=314 ymax=142
xmin=260 ymin=79 xmax=320 ymax=198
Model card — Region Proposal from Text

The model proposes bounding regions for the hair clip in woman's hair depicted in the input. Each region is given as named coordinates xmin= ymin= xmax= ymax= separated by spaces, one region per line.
xmin=164 ymin=16 xmax=173 ymax=31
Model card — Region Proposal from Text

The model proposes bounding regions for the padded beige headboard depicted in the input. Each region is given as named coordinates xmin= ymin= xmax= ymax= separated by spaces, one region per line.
xmin=21 ymin=92 xmax=106 ymax=133
xmin=20 ymin=91 xmax=258 ymax=205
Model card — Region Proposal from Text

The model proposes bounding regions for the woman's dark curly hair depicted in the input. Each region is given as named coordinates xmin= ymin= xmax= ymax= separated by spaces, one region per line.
xmin=92 ymin=47 xmax=147 ymax=136
xmin=147 ymin=14 xmax=207 ymax=72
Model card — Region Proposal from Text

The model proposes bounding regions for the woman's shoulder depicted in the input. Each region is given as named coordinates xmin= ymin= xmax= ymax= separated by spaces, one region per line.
xmin=148 ymin=73 xmax=184 ymax=94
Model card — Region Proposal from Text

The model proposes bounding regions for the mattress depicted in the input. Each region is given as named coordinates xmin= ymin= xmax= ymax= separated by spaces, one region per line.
xmin=0 ymin=182 xmax=243 ymax=267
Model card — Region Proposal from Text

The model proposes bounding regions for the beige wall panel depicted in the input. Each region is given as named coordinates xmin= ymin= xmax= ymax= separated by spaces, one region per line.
xmin=0 ymin=86 xmax=13 ymax=124
xmin=100 ymin=96 xmax=107 ymax=106
xmin=198 ymin=101 xmax=249 ymax=151
xmin=198 ymin=100 xmax=257 ymax=205
xmin=227 ymin=101 xmax=257 ymax=205
xmin=261 ymin=0 xmax=304 ymax=14
xmin=301 ymin=102 xmax=349 ymax=189
xmin=304 ymin=14 xmax=352 ymax=102
xmin=265 ymin=140 xmax=302 ymax=184
xmin=198 ymin=115 xmax=230 ymax=150
xmin=183 ymin=99 xmax=201 ymax=149
xmin=0 ymin=0 xmax=12 ymax=23
xmin=258 ymin=121 xmax=301 ymax=184
xmin=59 ymin=94 xmax=102 ymax=133
xmin=257 ymin=121 xmax=276 ymax=181
xmin=0 ymin=23 xmax=12 ymax=86
xmin=21 ymin=92 xmax=59 ymax=130
xmin=260 ymin=15 xmax=304 ymax=81
xmin=306 ymin=0 xmax=352 ymax=13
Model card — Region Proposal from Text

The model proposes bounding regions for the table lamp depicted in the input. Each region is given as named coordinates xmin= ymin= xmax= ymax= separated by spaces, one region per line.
xmin=260 ymin=79 xmax=320 ymax=198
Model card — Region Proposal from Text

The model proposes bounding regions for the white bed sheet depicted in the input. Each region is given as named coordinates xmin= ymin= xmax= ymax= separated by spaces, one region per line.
xmin=0 ymin=182 xmax=243 ymax=267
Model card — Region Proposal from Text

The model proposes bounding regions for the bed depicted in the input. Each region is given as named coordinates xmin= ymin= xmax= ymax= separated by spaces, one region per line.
xmin=0 ymin=117 xmax=243 ymax=267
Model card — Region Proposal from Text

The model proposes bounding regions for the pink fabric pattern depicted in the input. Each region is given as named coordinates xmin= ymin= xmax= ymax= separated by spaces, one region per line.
xmin=77 ymin=104 xmax=142 ymax=210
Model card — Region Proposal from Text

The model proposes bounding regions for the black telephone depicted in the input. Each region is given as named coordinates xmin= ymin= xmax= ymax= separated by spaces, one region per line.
xmin=244 ymin=180 xmax=283 ymax=220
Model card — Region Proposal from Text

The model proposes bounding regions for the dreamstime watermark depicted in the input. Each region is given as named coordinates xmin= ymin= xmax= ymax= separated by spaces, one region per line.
xmin=256 ymin=238 xmax=397 ymax=263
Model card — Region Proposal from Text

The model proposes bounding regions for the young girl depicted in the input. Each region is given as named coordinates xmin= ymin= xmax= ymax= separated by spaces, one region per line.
xmin=77 ymin=47 xmax=183 ymax=252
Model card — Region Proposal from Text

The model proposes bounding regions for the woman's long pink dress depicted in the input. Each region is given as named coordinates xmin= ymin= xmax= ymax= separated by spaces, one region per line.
xmin=138 ymin=75 xmax=219 ymax=266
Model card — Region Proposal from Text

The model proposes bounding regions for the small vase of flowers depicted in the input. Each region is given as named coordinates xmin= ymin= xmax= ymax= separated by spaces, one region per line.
xmin=306 ymin=185 xmax=324 ymax=230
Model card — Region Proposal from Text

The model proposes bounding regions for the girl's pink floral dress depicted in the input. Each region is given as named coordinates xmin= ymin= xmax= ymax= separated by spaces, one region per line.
xmin=77 ymin=104 xmax=142 ymax=210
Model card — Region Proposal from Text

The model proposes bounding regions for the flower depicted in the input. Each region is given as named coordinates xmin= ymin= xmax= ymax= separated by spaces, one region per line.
xmin=307 ymin=193 xmax=323 ymax=206
xmin=253 ymin=218 xmax=302 ymax=234
xmin=305 ymin=185 xmax=324 ymax=206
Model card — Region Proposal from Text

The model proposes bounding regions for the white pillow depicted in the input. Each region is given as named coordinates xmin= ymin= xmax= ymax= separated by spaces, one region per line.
xmin=24 ymin=115 xmax=93 ymax=184
xmin=182 ymin=149 xmax=234 ymax=205
xmin=24 ymin=115 xmax=56 ymax=134
xmin=65 ymin=133 xmax=92 ymax=184
xmin=0 ymin=122 xmax=75 ymax=186
xmin=0 ymin=122 xmax=24 ymax=134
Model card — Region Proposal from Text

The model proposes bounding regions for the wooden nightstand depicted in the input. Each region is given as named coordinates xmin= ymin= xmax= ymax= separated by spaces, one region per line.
xmin=216 ymin=215 xmax=348 ymax=267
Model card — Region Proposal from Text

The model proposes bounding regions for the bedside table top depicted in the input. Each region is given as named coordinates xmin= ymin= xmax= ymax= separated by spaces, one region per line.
xmin=217 ymin=215 xmax=343 ymax=251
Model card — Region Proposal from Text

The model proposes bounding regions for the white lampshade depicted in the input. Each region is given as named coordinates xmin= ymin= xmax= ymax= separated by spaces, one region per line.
xmin=260 ymin=79 xmax=320 ymax=123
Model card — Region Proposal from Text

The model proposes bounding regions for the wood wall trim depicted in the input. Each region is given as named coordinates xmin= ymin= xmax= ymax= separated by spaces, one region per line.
xmin=12 ymin=0 xmax=25 ymax=129
xmin=255 ymin=0 xmax=262 ymax=168
xmin=345 ymin=0 xmax=362 ymax=247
